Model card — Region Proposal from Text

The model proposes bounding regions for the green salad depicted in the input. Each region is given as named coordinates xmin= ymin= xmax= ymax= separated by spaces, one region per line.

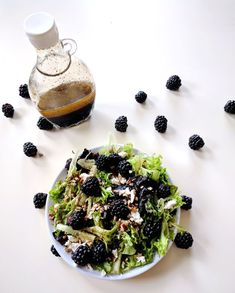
xmin=49 ymin=143 xmax=185 ymax=275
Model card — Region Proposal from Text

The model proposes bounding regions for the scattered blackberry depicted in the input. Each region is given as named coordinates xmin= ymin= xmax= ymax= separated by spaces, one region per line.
xmin=37 ymin=116 xmax=54 ymax=130
xmin=174 ymin=231 xmax=193 ymax=249
xmin=91 ymin=240 xmax=107 ymax=264
xmin=96 ymin=155 xmax=109 ymax=171
xmin=65 ymin=158 xmax=72 ymax=170
xmin=166 ymin=75 xmax=182 ymax=90
xmin=19 ymin=84 xmax=30 ymax=99
xmin=115 ymin=116 xmax=128 ymax=132
xmin=154 ymin=115 xmax=168 ymax=133
xmin=67 ymin=210 xmax=86 ymax=230
xmin=143 ymin=218 xmax=162 ymax=240
xmin=189 ymin=134 xmax=205 ymax=150
xmin=158 ymin=183 xmax=171 ymax=198
xmin=72 ymin=244 xmax=91 ymax=266
xmin=111 ymin=199 xmax=130 ymax=219
xmin=107 ymin=153 xmax=123 ymax=169
xmin=224 ymin=100 xmax=235 ymax=114
xmin=2 ymin=103 xmax=14 ymax=118
xmin=51 ymin=245 xmax=60 ymax=257
xmin=181 ymin=195 xmax=192 ymax=210
xmin=81 ymin=176 xmax=101 ymax=197
xmin=33 ymin=192 xmax=47 ymax=208
xmin=117 ymin=160 xmax=133 ymax=178
xmin=23 ymin=142 xmax=37 ymax=157
xmin=135 ymin=91 xmax=147 ymax=103
xmin=52 ymin=231 xmax=68 ymax=245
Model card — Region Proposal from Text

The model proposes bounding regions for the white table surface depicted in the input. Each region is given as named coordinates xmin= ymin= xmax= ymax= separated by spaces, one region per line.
xmin=1 ymin=0 xmax=235 ymax=292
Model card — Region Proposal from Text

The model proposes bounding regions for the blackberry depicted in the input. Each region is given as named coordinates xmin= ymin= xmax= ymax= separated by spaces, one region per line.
xmin=117 ymin=160 xmax=133 ymax=178
xmin=37 ymin=116 xmax=54 ymax=130
xmin=115 ymin=116 xmax=128 ymax=132
xmin=139 ymin=197 xmax=150 ymax=216
xmin=135 ymin=176 xmax=158 ymax=190
xmin=23 ymin=142 xmax=37 ymax=157
xmin=91 ymin=240 xmax=107 ymax=264
xmin=84 ymin=218 xmax=95 ymax=228
xmin=138 ymin=187 xmax=153 ymax=215
xmin=96 ymin=155 xmax=109 ymax=171
xmin=72 ymin=244 xmax=91 ymax=266
xmin=2 ymin=103 xmax=14 ymax=118
xmin=19 ymin=84 xmax=30 ymax=99
xmin=189 ymin=134 xmax=205 ymax=150
xmin=81 ymin=176 xmax=101 ymax=197
xmin=181 ymin=195 xmax=192 ymax=210
xmin=52 ymin=231 xmax=68 ymax=245
xmin=107 ymin=153 xmax=123 ymax=169
xmin=143 ymin=218 xmax=162 ymax=240
xmin=33 ymin=192 xmax=47 ymax=208
xmin=67 ymin=210 xmax=86 ymax=230
xmin=166 ymin=75 xmax=182 ymax=90
xmin=79 ymin=148 xmax=98 ymax=160
xmin=111 ymin=200 xmax=130 ymax=219
xmin=102 ymin=209 xmax=113 ymax=230
xmin=174 ymin=231 xmax=193 ymax=249
xmin=154 ymin=115 xmax=168 ymax=133
xmin=108 ymin=237 xmax=120 ymax=251
xmin=79 ymin=148 xmax=90 ymax=158
xmin=224 ymin=100 xmax=235 ymax=114
xmin=135 ymin=91 xmax=147 ymax=103
xmin=158 ymin=183 xmax=171 ymax=198
xmin=65 ymin=158 xmax=72 ymax=170
xmin=51 ymin=245 xmax=60 ymax=257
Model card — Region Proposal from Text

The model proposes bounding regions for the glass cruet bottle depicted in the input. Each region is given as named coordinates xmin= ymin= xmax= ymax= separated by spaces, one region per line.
xmin=24 ymin=12 xmax=96 ymax=128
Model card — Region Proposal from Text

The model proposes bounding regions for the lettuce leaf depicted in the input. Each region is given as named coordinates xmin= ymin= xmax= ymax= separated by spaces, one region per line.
xmin=56 ymin=224 xmax=96 ymax=242
xmin=121 ymin=232 xmax=136 ymax=255
xmin=49 ymin=180 xmax=66 ymax=203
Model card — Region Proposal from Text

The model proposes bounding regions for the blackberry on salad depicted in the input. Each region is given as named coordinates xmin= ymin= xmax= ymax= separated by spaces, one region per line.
xmin=49 ymin=143 xmax=193 ymax=276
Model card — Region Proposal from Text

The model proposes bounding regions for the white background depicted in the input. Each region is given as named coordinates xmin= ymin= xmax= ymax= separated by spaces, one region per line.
xmin=0 ymin=0 xmax=235 ymax=292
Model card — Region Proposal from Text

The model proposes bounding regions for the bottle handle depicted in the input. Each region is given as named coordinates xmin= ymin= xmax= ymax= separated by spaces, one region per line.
xmin=61 ymin=38 xmax=77 ymax=56
xmin=36 ymin=39 xmax=77 ymax=77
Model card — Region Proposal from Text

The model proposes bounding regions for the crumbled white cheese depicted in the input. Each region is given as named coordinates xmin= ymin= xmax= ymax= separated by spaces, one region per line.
xmin=86 ymin=264 xmax=93 ymax=271
xmin=106 ymin=186 xmax=112 ymax=192
xmin=130 ymin=211 xmax=143 ymax=224
xmin=79 ymin=173 xmax=90 ymax=182
xmin=118 ymin=151 xmax=128 ymax=158
xmin=111 ymin=177 xmax=120 ymax=185
xmin=101 ymin=270 xmax=107 ymax=276
xmin=137 ymin=255 xmax=146 ymax=263
xmin=164 ymin=199 xmax=177 ymax=209
xmin=54 ymin=203 xmax=60 ymax=209
xmin=68 ymin=235 xmax=77 ymax=242
xmin=112 ymin=249 xmax=118 ymax=259
xmin=120 ymin=177 xmax=127 ymax=184
xmin=130 ymin=189 xmax=136 ymax=203
xmin=71 ymin=243 xmax=81 ymax=252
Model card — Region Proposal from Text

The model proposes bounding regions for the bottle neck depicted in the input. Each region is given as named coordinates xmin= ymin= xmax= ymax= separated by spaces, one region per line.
xmin=36 ymin=41 xmax=71 ymax=76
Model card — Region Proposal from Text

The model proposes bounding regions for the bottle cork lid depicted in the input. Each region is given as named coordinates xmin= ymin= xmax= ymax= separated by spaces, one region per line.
xmin=24 ymin=12 xmax=59 ymax=50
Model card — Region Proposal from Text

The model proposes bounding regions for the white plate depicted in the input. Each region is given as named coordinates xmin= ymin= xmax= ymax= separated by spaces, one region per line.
xmin=45 ymin=146 xmax=180 ymax=280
